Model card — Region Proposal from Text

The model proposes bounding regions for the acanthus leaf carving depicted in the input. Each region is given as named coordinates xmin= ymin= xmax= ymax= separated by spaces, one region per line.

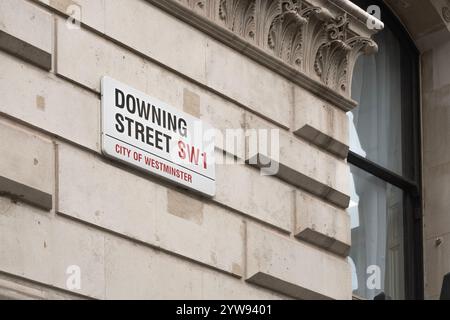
xmin=175 ymin=0 xmax=379 ymax=97
xmin=267 ymin=1 xmax=306 ymax=66
xmin=218 ymin=0 xmax=257 ymax=41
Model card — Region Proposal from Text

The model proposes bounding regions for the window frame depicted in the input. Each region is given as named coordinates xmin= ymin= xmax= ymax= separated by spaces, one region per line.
xmin=349 ymin=0 xmax=423 ymax=300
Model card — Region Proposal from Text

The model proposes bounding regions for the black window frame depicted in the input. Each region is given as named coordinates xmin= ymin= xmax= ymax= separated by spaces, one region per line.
xmin=349 ymin=0 xmax=423 ymax=300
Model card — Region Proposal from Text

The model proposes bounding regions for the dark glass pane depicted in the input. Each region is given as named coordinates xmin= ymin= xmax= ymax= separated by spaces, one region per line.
xmin=350 ymin=26 xmax=403 ymax=176
xmin=349 ymin=165 xmax=405 ymax=300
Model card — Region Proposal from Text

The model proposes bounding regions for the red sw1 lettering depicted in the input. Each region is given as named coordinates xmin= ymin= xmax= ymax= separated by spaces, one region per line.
xmin=178 ymin=141 xmax=207 ymax=169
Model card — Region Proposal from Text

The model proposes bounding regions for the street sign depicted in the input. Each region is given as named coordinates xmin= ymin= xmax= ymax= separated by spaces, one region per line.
xmin=101 ymin=76 xmax=215 ymax=197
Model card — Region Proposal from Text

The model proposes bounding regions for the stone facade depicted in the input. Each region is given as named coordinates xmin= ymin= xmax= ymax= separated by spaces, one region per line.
xmin=0 ymin=0 xmax=379 ymax=299
xmin=384 ymin=0 xmax=450 ymax=300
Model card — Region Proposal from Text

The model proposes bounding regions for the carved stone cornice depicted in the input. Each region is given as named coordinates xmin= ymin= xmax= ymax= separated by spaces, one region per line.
xmin=146 ymin=0 xmax=382 ymax=111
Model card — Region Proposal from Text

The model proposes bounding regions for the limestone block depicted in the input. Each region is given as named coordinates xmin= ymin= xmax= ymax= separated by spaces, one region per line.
xmin=0 ymin=51 xmax=100 ymax=152
xmin=50 ymin=219 xmax=105 ymax=299
xmin=206 ymin=39 xmax=293 ymax=129
xmin=57 ymin=143 xmax=159 ymax=245
xmin=104 ymin=235 xmax=203 ymax=299
xmin=424 ymin=234 xmax=450 ymax=299
xmin=36 ymin=0 xmax=106 ymax=33
xmin=215 ymin=151 xmax=294 ymax=232
xmin=104 ymin=234 xmax=288 ymax=300
xmin=158 ymin=189 xmax=244 ymax=276
xmin=104 ymin=0 xmax=207 ymax=82
xmin=55 ymin=20 xmax=245 ymax=157
xmin=56 ymin=18 xmax=149 ymax=93
xmin=0 ymin=0 xmax=52 ymax=69
xmin=246 ymin=223 xmax=352 ymax=300
xmin=0 ymin=120 xmax=54 ymax=210
xmin=422 ymin=86 xmax=450 ymax=169
xmin=423 ymin=163 xmax=450 ymax=239
xmin=0 ymin=199 xmax=52 ymax=286
xmin=245 ymin=113 xmax=351 ymax=208
xmin=0 ymin=275 xmax=85 ymax=300
xmin=201 ymin=269 xmax=290 ymax=300
xmin=196 ymin=90 xmax=246 ymax=159
xmin=295 ymin=191 xmax=351 ymax=257
xmin=58 ymin=144 xmax=244 ymax=275
xmin=0 ymin=199 xmax=105 ymax=299
xmin=294 ymin=87 xmax=349 ymax=158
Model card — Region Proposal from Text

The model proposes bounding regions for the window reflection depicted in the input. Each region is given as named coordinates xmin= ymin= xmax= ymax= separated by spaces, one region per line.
xmin=348 ymin=165 xmax=405 ymax=300
xmin=350 ymin=26 xmax=403 ymax=176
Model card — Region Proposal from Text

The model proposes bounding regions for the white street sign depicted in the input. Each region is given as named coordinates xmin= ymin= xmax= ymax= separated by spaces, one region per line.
xmin=101 ymin=76 xmax=215 ymax=197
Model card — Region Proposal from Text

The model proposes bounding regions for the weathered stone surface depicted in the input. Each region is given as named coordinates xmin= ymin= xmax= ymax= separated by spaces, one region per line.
xmin=199 ymin=91 xmax=246 ymax=158
xmin=165 ymin=0 xmax=380 ymax=100
xmin=0 ymin=199 xmax=51 ymax=287
xmin=0 ymin=0 xmax=52 ymax=69
xmin=183 ymin=88 xmax=201 ymax=118
xmin=58 ymin=144 xmax=244 ymax=276
xmin=0 ymin=275 xmax=85 ymax=300
xmin=55 ymin=19 xmax=245 ymax=157
xmin=158 ymin=189 xmax=244 ymax=276
xmin=0 ymin=176 xmax=52 ymax=211
xmin=0 ymin=31 xmax=52 ymax=71
xmin=37 ymin=0 xmax=106 ymax=33
xmin=0 ymin=0 xmax=369 ymax=301
xmin=215 ymin=151 xmax=294 ymax=233
xmin=0 ymin=199 xmax=105 ymax=299
xmin=420 ymin=30 xmax=450 ymax=300
xmin=104 ymin=234 xmax=285 ymax=300
xmin=294 ymin=88 xmax=349 ymax=158
xmin=201 ymin=268 xmax=290 ymax=300
xmin=57 ymin=143 xmax=159 ymax=244
xmin=424 ymin=163 xmax=450 ymax=240
xmin=56 ymin=18 xmax=148 ymax=93
xmin=56 ymin=5 xmax=206 ymax=92
xmin=104 ymin=0 xmax=207 ymax=82
xmin=54 ymin=1 xmax=297 ymax=130
xmin=0 ymin=51 xmax=100 ymax=152
xmin=104 ymin=235 xmax=202 ymax=300
xmin=245 ymin=113 xmax=350 ymax=208
xmin=295 ymin=191 xmax=350 ymax=257
xmin=0 ymin=120 xmax=54 ymax=210
xmin=246 ymin=223 xmax=352 ymax=300
xmin=206 ymin=39 xmax=294 ymax=129
xmin=424 ymin=234 xmax=450 ymax=299
xmin=423 ymin=85 xmax=450 ymax=169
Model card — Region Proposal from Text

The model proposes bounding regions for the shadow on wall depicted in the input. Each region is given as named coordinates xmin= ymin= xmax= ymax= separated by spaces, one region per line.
xmin=440 ymin=273 xmax=450 ymax=300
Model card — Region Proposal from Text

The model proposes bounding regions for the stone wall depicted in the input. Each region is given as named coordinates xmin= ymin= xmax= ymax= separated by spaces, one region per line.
xmin=0 ymin=0 xmax=377 ymax=299
xmin=387 ymin=0 xmax=450 ymax=300
xmin=422 ymin=31 xmax=450 ymax=300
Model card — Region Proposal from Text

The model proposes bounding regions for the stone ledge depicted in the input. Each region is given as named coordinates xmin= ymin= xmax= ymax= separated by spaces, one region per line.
xmin=215 ymin=151 xmax=294 ymax=233
xmin=146 ymin=0 xmax=380 ymax=111
xmin=247 ymin=153 xmax=350 ymax=209
xmin=247 ymin=272 xmax=328 ymax=300
xmin=0 ymin=0 xmax=53 ymax=70
xmin=296 ymin=228 xmax=350 ymax=258
xmin=295 ymin=191 xmax=350 ymax=257
xmin=0 ymin=199 xmax=106 ymax=299
xmin=293 ymin=88 xmax=349 ymax=159
xmin=0 ymin=274 xmax=87 ymax=300
xmin=35 ymin=0 xmax=379 ymax=111
xmin=246 ymin=223 xmax=352 ymax=300
xmin=0 ymin=119 xmax=55 ymax=211
xmin=0 ymin=176 xmax=52 ymax=211
xmin=294 ymin=124 xmax=349 ymax=159
xmin=0 ymin=31 xmax=52 ymax=71
xmin=58 ymin=144 xmax=244 ymax=277
xmin=245 ymin=112 xmax=350 ymax=209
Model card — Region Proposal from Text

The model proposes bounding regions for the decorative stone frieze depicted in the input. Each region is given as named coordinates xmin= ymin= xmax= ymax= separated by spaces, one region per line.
xmin=173 ymin=0 xmax=380 ymax=99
